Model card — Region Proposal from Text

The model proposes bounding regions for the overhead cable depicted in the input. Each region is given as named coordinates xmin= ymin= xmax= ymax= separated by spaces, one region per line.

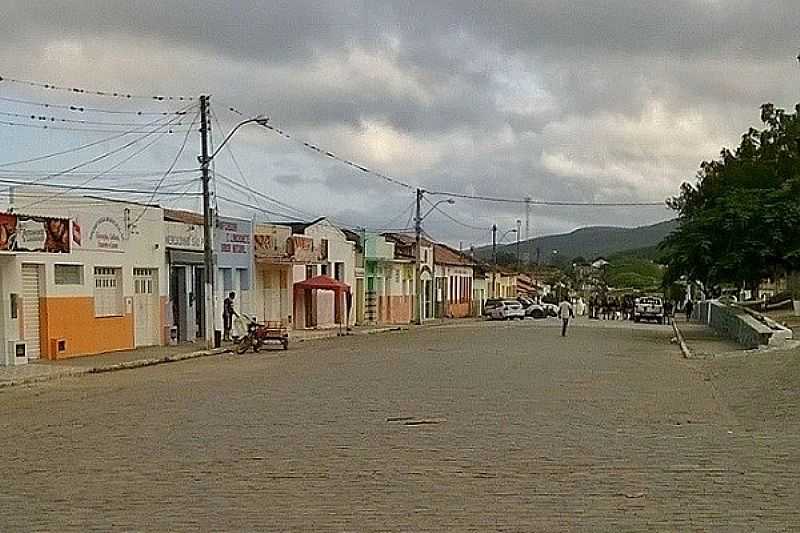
xmin=0 ymin=94 xmax=190 ymax=115
xmin=0 ymin=75 xmax=195 ymax=101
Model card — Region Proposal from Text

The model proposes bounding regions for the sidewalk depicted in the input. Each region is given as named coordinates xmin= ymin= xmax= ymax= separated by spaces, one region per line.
xmin=0 ymin=322 xmax=427 ymax=389
xmin=672 ymin=317 xmax=744 ymax=358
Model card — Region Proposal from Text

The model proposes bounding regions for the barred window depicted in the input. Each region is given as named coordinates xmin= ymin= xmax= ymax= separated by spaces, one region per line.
xmin=94 ymin=267 xmax=123 ymax=317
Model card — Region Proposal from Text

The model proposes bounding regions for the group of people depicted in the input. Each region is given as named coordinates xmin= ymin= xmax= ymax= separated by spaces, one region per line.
xmin=587 ymin=296 xmax=635 ymax=321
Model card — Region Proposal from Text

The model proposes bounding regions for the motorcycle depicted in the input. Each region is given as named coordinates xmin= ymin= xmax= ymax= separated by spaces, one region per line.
xmin=235 ymin=314 xmax=289 ymax=354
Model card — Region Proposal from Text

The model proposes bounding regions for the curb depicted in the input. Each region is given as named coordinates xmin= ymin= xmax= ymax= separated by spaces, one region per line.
xmin=672 ymin=321 xmax=694 ymax=359
xmin=0 ymin=347 xmax=230 ymax=390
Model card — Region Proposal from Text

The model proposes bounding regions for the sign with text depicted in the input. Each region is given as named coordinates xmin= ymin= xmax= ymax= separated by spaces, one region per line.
xmin=0 ymin=213 xmax=70 ymax=253
xmin=216 ymin=216 xmax=252 ymax=269
xmin=165 ymin=221 xmax=204 ymax=251
xmin=71 ymin=213 xmax=126 ymax=252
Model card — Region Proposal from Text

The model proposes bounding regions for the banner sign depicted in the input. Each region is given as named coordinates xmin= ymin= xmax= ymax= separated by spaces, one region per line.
xmin=0 ymin=213 xmax=70 ymax=253
xmin=70 ymin=213 xmax=127 ymax=252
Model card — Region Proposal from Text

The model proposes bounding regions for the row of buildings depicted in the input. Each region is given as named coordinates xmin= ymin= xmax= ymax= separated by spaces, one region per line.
xmin=0 ymin=191 xmax=543 ymax=366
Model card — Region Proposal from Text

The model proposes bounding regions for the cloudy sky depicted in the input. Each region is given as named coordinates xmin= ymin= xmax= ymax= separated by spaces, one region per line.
xmin=1 ymin=1 xmax=798 ymax=247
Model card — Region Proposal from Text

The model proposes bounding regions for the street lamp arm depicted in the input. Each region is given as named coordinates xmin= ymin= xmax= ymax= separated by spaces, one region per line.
xmin=420 ymin=199 xmax=455 ymax=222
xmin=208 ymin=116 xmax=269 ymax=161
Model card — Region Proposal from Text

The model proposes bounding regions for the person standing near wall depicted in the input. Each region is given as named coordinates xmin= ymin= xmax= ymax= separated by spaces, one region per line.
xmin=223 ymin=291 xmax=237 ymax=341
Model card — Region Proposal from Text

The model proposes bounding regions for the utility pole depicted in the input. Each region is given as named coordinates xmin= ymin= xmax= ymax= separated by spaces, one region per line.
xmin=199 ymin=95 xmax=216 ymax=349
xmin=491 ymin=223 xmax=497 ymax=298
xmin=414 ymin=188 xmax=423 ymax=325
xmin=525 ymin=196 xmax=531 ymax=265
xmin=516 ymin=219 xmax=522 ymax=271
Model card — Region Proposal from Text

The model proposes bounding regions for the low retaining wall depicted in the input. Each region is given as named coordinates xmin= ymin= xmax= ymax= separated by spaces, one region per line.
xmin=693 ymin=300 xmax=793 ymax=349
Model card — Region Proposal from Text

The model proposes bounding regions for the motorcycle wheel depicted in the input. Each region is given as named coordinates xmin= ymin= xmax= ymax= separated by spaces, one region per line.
xmin=236 ymin=336 xmax=252 ymax=354
xmin=252 ymin=339 xmax=262 ymax=353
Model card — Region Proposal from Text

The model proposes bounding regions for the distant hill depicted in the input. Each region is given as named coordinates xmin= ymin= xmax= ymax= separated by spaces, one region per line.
xmin=475 ymin=220 xmax=677 ymax=265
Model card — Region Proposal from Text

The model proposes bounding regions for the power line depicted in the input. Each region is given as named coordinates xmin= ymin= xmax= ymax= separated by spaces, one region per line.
xmin=423 ymin=197 xmax=489 ymax=231
xmin=133 ymin=109 xmax=202 ymax=225
xmin=0 ymin=118 xmax=191 ymax=134
xmin=13 ymin=102 xmax=196 ymax=188
xmin=222 ymin=102 xmax=666 ymax=208
xmin=426 ymin=190 xmax=665 ymax=207
xmin=0 ymin=94 xmax=190 ymax=115
xmin=0 ymin=177 xmax=203 ymax=196
xmin=210 ymin=105 xmax=256 ymax=203
xmin=0 ymin=109 xmax=196 ymax=128
xmin=216 ymin=195 xmax=307 ymax=221
xmin=213 ymin=170 xmax=319 ymax=220
xmin=219 ymin=102 xmax=416 ymax=191
xmin=0 ymin=75 xmax=195 ymax=101
xmin=15 ymin=109 xmax=197 ymax=211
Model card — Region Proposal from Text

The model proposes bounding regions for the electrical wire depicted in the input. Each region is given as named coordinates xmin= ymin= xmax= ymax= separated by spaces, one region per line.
xmin=0 ymin=109 xmax=196 ymax=128
xmin=423 ymin=197 xmax=489 ymax=231
xmin=425 ymin=190 xmax=665 ymax=207
xmin=0 ymin=118 xmax=191 ymax=134
xmin=0 ymin=75 xmax=195 ymax=101
xmin=15 ymin=109 xmax=197 ymax=211
xmin=0 ymin=94 xmax=190 ymax=115
xmin=213 ymin=170 xmax=319 ymax=220
xmin=132 ymin=108 xmax=202 ymax=225
xmin=14 ymin=102 xmax=196 ymax=188
xmin=210 ymin=105 xmax=256 ymax=203
xmin=216 ymin=195 xmax=307 ymax=221
xmin=0 ymin=177 xmax=202 ymax=196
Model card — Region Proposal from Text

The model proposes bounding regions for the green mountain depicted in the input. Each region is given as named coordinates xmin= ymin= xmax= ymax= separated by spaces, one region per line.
xmin=475 ymin=219 xmax=677 ymax=265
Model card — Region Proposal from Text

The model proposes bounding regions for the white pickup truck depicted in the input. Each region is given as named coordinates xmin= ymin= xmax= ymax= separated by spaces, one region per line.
xmin=633 ymin=297 xmax=664 ymax=324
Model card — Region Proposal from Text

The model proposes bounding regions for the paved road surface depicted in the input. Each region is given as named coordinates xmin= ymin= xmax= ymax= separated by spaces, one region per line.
xmin=1 ymin=319 xmax=797 ymax=531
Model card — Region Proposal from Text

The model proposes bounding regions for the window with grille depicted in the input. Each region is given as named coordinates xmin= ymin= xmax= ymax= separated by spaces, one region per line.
xmin=55 ymin=264 xmax=83 ymax=285
xmin=221 ymin=268 xmax=233 ymax=291
xmin=94 ymin=267 xmax=123 ymax=317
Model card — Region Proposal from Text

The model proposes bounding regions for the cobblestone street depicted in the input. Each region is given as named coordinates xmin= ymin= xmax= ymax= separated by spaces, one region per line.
xmin=1 ymin=319 xmax=798 ymax=531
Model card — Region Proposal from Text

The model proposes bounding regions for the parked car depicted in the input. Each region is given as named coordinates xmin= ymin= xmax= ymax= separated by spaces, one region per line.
xmin=633 ymin=296 xmax=664 ymax=323
xmin=541 ymin=303 xmax=559 ymax=317
xmin=489 ymin=300 xmax=526 ymax=320
xmin=482 ymin=298 xmax=504 ymax=317
xmin=525 ymin=303 xmax=547 ymax=319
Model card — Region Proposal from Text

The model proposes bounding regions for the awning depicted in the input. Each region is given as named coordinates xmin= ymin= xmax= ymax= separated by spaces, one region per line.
xmin=293 ymin=275 xmax=350 ymax=293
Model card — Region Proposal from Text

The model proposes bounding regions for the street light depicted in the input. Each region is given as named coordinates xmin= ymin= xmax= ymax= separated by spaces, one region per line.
xmin=491 ymin=225 xmax=518 ymax=298
xmin=198 ymin=97 xmax=269 ymax=349
xmin=414 ymin=195 xmax=456 ymax=325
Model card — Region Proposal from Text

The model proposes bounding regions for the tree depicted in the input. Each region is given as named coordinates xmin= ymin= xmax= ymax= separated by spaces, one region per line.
xmin=661 ymin=103 xmax=800 ymax=293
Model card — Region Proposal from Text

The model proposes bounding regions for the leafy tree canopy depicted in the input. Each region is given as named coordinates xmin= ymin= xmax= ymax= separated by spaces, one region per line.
xmin=661 ymin=103 xmax=800 ymax=290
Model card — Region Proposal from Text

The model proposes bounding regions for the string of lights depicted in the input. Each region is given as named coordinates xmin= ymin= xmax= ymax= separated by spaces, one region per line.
xmin=0 ymin=75 xmax=195 ymax=101
xmin=0 ymin=94 xmax=190 ymax=115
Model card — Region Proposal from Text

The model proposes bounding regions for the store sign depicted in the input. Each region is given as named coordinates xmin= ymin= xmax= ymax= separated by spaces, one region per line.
xmin=216 ymin=217 xmax=252 ymax=269
xmin=288 ymin=235 xmax=318 ymax=262
xmin=254 ymin=224 xmax=292 ymax=261
xmin=165 ymin=221 xmax=204 ymax=251
xmin=71 ymin=213 xmax=127 ymax=252
xmin=0 ymin=213 xmax=70 ymax=253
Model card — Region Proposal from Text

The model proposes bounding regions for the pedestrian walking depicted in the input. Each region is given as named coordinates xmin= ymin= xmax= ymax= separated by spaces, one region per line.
xmin=223 ymin=291 xmax=237 ymax=341
xmin=558 ymin=297 xmax=575 ymax=337
xmin=685 ymin=299 xmax=694 ymax=322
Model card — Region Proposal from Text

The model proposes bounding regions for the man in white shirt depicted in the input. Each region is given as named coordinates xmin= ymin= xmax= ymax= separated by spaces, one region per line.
xmin=558 ymin=297 xmax=575 ymax=337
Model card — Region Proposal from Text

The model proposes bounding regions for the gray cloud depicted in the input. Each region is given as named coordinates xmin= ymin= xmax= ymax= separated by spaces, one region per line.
xmin=0 ymin=0 xmax=797 ymax=245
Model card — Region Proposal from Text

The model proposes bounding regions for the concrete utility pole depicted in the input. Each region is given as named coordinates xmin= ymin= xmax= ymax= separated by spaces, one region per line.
xmin=516 ymin=219 xmax=522 ymax=270
xmin=491 ymin=223 xmax=497 ymax=298
xmin=414 ymin=188 xmax=423 ymax=325
xmin=199 ymin=95 xmax=216 ymax=349
xmin=525 ymin=196 xmax=531 ymax=264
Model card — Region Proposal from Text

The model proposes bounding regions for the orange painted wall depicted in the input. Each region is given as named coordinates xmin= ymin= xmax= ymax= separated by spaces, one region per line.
xmin=448 ymin=302 xmax=472 ymax=319
xmin=377 ymin=295 xmax=412 ymax=324
xmin=39 ymin=296 xmax=134 ymax=360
